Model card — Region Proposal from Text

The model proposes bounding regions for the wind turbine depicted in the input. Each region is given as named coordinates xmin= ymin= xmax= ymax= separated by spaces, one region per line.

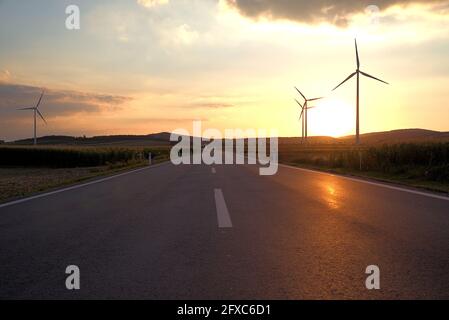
xmin=333 ymin=39 xmax=389 ymax=144
xmin=294 ymin=87 xmax=322 ymax=143
xmin=18 ymin=90 xmax=47 ymax=145
xmin=294 ymin=99 xmax=315 ymax=144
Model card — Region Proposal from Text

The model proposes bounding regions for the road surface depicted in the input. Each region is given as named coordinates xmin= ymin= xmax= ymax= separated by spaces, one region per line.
xmin=0 ymin=162 xmax=448 ymax=299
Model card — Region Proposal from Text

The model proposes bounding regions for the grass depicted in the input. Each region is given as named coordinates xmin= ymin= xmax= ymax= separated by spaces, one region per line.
xmin=278 ymin=142 xmax=449 ymax=195
xmin=282 ymin=161 xmax=449 ymax=194
xmin=0 ymin=146 xmax=170 ymax=203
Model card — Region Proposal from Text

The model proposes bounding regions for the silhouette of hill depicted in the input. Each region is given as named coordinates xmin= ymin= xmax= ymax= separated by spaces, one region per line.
xmin=7 ymin=129 xmax=449 ymax=146
xmin=281 ymin=129 xmax=449 ymax=145
xmin=10 ymin=132 xmax=174 ymax=146
xmin=340 ymin=129 xmax=449 ymax=145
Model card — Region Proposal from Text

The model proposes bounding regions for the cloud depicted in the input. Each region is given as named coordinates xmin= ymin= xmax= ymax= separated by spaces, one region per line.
xmin=224 ymin=0 xmax=449 ymax=26
xmin=137 ymin=0 xmax=169 ymax=8
xmin=0 ymin=70 xmax=11 ymax=82
xmin=191 ymin=102 xmax=235 ymax=109
xmin=116 ymin=24 xmax=129 ymax=43
xmin=173 ymin=24 xmax=200 ymax=45
xmin=0 ymin=83 xmax=132 ymax=117
xmin=121 ymin=117 xmax=209 ymax=124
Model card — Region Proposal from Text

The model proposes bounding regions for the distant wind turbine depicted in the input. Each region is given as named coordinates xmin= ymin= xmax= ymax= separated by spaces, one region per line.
xmin=333 ymin=39 xmax=389 ymax=144
xmin=294 ymin=99 xmax=315 ymax=144
xmin=294 ymin=87 xmax=322 ymax=143
xmin=18 ymin=90 xmax=47 ymax=145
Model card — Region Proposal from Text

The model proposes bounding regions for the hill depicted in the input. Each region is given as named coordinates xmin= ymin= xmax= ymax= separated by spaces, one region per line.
xmin=280 ymin=129 xmax=449 ymax=145
xmin=339 ymin=129 xmax=449 ymax=145
xmin=9 ymin=132 xmax=174 ymax=147
xmin=7 ymin=129 xmax=449 ymax=147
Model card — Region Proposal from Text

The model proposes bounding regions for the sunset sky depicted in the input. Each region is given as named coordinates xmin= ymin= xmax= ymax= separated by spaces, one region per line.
xmin=0 ymin=0 xmax=448 ymax=141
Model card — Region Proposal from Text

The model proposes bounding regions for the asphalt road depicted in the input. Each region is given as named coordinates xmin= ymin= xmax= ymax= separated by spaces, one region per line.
xmin=0 ymin=161 xmax=448 ymax=299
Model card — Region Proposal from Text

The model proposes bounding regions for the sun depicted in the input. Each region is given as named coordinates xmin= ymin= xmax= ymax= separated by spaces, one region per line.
xmin=307 ymin=98 xmax=355 ymax=138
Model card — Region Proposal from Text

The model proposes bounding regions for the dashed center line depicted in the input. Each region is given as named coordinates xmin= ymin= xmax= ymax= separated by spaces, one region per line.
xmin=211 ymin=167 xmax=216 ymax=174
xmin=214 ymin=189 xmax=232 ymax=228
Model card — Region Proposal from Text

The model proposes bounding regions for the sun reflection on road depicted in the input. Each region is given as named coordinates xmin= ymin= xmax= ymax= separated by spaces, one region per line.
xmin=323 ymin=182 xmax=341 ymax=210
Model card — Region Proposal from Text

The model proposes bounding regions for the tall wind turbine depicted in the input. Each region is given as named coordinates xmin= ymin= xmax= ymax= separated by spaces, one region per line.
xmin=295 ymin=87 xmax=322 ymax=143
xmin=18 ymin=90 xmax=47 ymax=145
xmin=333 ymin=39 xmax=389 ymax=144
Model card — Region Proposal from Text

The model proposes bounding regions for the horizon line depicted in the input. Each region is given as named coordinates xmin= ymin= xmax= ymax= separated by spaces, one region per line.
xmin=3 ymin=127 xmax=449 ymax=143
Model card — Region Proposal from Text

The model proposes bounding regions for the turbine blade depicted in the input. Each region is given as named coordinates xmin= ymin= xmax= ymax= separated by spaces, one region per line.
xmin=35 ymin=90 xmax=45 ymax=108
xmin=332 ymin=72 xmax=356 ymax=91
xmin=308 ymin=97 xmax=323 ymax=102
xmin=294 ymin=99 xmax=303 ymax=108
xmin=355 ymin=39 xmax=360 ymax=69
xmin=36 ymin=109 xmax=47 ymax=124
xmin=299 ymin=109 xmax=304 ymax=120
xmin=17 ymin=107 xmax=35 ymax=110
xmin=294 ymin=87 xmax=306 ymax=101
xmin=360 ymin=71 xmax=389 ymax=85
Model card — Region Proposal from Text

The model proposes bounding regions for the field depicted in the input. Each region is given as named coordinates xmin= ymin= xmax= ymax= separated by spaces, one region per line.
xmin=278 ymin=142 xmax=449 ymax=193
xmin=0 ymin=145 xmax=170 ymax=203
xmin=1 ymin=140 xmax=449 ymax=203
xmin=0 ymin=145 xmax=170 ymax=167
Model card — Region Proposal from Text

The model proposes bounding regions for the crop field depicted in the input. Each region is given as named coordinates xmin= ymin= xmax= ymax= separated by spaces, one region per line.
xmin=278 ymin=142 xmax=449 ymax=193
xmin=0 ymin=145 xmax=171 ymax=202
xmin=0 ymin=145 xmax=170 ymax=168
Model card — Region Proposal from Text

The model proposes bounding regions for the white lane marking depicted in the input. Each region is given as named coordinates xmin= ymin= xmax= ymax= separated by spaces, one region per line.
xmin=279 ymin=164 xmax=449 ymax=202
xmin=0 ymin=162 xmax=169 ymax=209
xmin=211 ymin=167 xmax=216 ymax=174
xmin=214 ymin=189 xmax=232 ymax=228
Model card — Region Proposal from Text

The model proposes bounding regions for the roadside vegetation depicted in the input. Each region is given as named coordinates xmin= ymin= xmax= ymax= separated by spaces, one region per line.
xmin=0 ymin=145 xmax=170 ymax=167
xmin=0 ymin=145 xmax=171 ymax=203
xmin=279 ymin=142 xmax=449 ymax=194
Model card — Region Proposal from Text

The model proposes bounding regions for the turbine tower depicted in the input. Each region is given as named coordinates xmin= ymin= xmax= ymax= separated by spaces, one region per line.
xmin=18 ymin=90 xmax=47 ymax=145
xmin=295 ymin=99 xmax=305 ymax=143
xmin=333 ymin=39 xmax=389 ymax=144
xmin=295 ymin=87 xmax=322 ymax=143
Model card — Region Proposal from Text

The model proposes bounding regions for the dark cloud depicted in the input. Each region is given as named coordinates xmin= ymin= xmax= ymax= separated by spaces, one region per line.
xmin=225 ymin=0 xmax=448 ymax=26
xmin=0 ymin=83 xmax=132 ymax=117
